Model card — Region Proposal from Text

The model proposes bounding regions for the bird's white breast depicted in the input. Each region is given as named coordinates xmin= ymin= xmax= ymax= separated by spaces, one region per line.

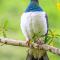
xmin=20 ymin=12 xmax=47 ymax=40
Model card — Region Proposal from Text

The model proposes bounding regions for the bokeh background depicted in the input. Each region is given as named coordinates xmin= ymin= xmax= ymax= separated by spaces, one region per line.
xmin=0 ymin=0 xmax=60 ymax=60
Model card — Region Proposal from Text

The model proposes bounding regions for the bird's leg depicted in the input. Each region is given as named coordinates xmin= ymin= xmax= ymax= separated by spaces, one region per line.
xmin=26 ymin=38 xmax=31 ymax=46
xmin=26 ymin=40 xmax=31 ymax=46
xmin=36 ymin=38 xmax=44 ymax=45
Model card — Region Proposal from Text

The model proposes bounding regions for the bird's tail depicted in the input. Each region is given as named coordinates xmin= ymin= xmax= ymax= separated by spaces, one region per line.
xmin=26 ymin=50 xmax=49 ymax=60
xmin=43 ymin=52 xmax=49 ymax=60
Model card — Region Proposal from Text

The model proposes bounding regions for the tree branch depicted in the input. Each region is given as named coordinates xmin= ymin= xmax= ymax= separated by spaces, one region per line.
xmin=0 ymin=37 xmax=27 ymax=46
xmin=0 ymin=37 xmax=60 ymax=56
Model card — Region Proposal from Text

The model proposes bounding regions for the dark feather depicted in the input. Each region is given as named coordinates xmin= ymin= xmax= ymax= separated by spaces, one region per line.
xmin=26 ymin=52 xmax=49 ymax=60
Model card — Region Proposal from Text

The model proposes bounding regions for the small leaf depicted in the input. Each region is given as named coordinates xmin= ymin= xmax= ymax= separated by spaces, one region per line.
xmin=3 ymin=20 xmax=9 ymax=31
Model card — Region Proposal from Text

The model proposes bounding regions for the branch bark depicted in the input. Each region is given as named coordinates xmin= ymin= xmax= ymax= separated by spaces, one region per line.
xmin=0 ymin=37 xmax=60 ymax=56
xmin=0 ymin=37 xmax=27 ymax=46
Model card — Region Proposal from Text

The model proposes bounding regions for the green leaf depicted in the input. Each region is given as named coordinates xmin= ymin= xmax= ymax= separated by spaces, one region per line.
xmin=3 ymin=20 xmax=9 ymax=31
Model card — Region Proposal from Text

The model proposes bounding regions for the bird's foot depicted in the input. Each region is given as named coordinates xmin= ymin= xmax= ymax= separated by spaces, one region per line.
xmin=26 ymin=40 xmax=30 ymax=46
xmin=36 ymin=38 xmax=44 ymax=45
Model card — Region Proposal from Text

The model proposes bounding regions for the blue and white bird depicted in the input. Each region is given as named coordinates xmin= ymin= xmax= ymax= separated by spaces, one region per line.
xmin=21 ymin=0 xmax=49 ymax=60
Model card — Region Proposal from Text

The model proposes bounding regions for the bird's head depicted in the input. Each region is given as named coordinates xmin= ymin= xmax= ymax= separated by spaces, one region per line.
xmin=30 ymin=0 xmax=39 ymax=4
xmin=25 ymin=0 xmax=43 ymax=12
xmin=31 ymin=0 xmax=38 ymax=2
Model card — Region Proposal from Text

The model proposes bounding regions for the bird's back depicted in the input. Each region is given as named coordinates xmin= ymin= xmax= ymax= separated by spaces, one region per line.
xmin=21 ymin=11 xmax=47 ymax=40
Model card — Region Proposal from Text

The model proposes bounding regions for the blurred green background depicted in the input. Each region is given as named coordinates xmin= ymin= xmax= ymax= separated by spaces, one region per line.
xmin=0 ymin=0 xmax=60 ymax=60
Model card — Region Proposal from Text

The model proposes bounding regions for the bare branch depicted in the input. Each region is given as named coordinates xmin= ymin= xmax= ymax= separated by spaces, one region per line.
xmin=0 ymin=37 xmax=27 ymax=46
xmin=0 ymin=37 xmax=60 ymax=56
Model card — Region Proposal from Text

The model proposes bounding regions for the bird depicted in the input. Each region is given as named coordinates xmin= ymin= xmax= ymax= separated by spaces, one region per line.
xmin=20 ymin=0 xmax=49 ymax=60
